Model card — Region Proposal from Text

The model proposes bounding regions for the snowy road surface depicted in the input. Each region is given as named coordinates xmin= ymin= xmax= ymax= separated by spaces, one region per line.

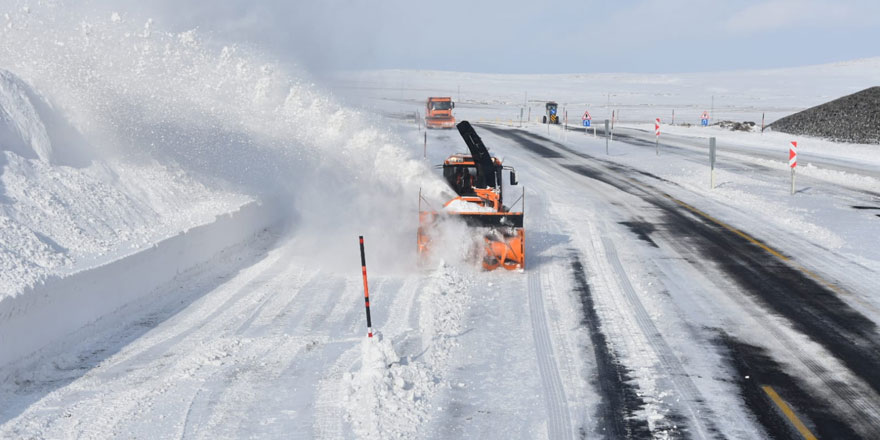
xmin=480 ymin=124 xmax=880 ymax=438
xmin=3 ymin=121 xmax=880 ymax=439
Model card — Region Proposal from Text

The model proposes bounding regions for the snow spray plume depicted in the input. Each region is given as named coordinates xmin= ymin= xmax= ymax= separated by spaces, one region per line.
xmin=0 ymin=2 xmax=449 ymax=272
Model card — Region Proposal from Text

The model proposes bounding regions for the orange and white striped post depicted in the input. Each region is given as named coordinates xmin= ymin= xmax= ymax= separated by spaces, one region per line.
xmin=654 ymin=118 xmax=661 ymax=156
xmin=789 ymin=141 xmax=798 ymax=195
xmin=358 ymin=236 xmax=373 ymax=338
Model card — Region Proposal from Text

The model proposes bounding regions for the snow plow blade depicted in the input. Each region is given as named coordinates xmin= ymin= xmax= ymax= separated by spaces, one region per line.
xmin=417 ymin=211 xmax=525 ymax=271
xmin=426 ymin=117 xmax=456 ymax=129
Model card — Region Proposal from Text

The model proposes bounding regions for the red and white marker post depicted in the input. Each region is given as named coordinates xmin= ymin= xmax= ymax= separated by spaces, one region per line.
xmin=654 ymin=117 xmax=661 ymax=156
xmin=582 ymin=110 xmax=592 ymax=136
xmin=358 ymin=236 xmax=373 ymax=338
xmin=789 ymin=141 xmax=798 ymax=195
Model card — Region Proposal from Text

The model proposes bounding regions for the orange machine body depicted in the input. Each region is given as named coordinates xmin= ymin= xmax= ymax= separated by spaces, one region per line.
xmin=425 ymin=97 xmax=456 ymax=129
xmin=418 ymin=131 xmax=525 ymax=271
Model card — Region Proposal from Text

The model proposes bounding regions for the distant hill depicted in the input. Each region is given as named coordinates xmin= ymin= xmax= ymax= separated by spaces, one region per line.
xmin=769 ymin=87 xmax=880 ymax=144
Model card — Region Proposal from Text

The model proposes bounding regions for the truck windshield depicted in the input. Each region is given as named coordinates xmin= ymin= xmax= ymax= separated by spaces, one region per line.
xmin=444 ymin=165 xmax=477 ymax=195
xmin=431 ymin=101 xmax=452 ymax=111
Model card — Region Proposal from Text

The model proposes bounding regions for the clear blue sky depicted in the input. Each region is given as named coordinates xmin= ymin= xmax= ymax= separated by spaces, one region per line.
xmin=105 ymin=0 xmax=880 ymax=74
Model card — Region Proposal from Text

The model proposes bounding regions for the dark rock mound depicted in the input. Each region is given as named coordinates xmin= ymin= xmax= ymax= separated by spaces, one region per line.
xmin=713 ymin=120 xmax=756 ymax=132
xmin=769 ymin=86 xmax=880 ymax=144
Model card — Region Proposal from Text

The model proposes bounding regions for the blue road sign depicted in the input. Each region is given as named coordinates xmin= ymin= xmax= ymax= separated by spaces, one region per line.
xmin=583 ymin=119 xmax=591 ymax=127
xmin=701 ymin=118 xmax=709 ymax=126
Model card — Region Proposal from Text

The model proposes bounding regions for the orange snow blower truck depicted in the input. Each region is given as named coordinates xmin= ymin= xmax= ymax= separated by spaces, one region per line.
xmin=425 ymin=97 xmax=456 ymax=129
xmin=418 ymin=121 xmax=524 ymax=271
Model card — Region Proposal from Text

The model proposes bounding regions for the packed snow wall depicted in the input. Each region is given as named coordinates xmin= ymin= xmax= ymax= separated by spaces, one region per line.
xmin=0 ymin=2 xmax=447 ymax=273
xmin=0 ymin=201 xmax=280 ymax=368
xmin=0 ymin=67 xmax=255 ymax=296
xmin=0 ymin=2 xmax=447 ymax=365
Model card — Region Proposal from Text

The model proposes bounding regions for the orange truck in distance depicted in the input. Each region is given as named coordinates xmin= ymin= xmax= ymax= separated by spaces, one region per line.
xmin=425 ymin=97 xmax=455 ymax=129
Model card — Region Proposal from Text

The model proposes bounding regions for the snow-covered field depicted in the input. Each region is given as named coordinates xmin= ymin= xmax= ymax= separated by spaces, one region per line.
xmin=333 ymin=57 xmax=880 ymax=126
xmin=2 ymin=2 xmax=880 ymax=439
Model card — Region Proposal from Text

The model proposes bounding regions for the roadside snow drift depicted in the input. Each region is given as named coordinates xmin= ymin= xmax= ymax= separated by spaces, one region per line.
xmin=1 ymin=2 xmax=448 ymax=273
xmin=0 ymin=3 xmax=445 ymax=367
xmin=0 ymin=68 xmax=253 ymax=298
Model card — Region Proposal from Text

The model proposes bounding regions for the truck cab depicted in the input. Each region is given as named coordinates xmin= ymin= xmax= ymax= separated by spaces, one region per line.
xmin=426 ymin=97 xmax=456 ymax=129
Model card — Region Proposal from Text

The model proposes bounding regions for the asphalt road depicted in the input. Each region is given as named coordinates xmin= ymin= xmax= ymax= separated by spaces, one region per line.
xmin=480 ymin=123 xmax=880 ymax=439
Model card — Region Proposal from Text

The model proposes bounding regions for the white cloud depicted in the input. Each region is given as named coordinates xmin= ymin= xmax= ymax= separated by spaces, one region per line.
xmin=724 ymin=0 xmax=861 ymax=34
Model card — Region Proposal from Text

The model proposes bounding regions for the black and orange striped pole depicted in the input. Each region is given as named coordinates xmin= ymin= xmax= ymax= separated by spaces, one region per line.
xmin=358 ymin=235 xmax=373 ymax=338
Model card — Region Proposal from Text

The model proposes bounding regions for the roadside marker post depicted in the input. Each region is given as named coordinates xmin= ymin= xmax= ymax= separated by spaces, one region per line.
xmin=710 ymin=137 xmax=717 ymax=189
xmin=609 ymin=112 xmax=615 ymax=142
xmin=358 ymin=236 xmax=374 ymax=338
xmin=789 ymin=141 xmax=797 ymax=195
xmin=761 ymin=112 xmax=766 ymax=134
xmin=605 ymin=119 xmax=610 ymax=155
xmin=672 ymin=109 xmax=675 ymax=125
xmin=547 ymin=110 xmax=550 ymax=135
xmin=423 ymin=131 xmax=427 ymax=159
xmin=564 ymin=109 xmax=568 ymax=141
xmin=520 ymin=107 xmax=524 ymax=128
xmin=655 ymin=118 xmax=661 ymax=156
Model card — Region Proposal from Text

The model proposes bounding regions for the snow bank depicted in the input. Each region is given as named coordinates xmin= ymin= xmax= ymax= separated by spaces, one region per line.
xmin=0 ymin=67 xmax=256 ymax=297
xmin=0 ymin=2 xmax=453 ymax=371
xmin=0 ymin=4 xmax=448 ymax=276
xmin=0 ymin=69 xmax=54 ymax=162
xmin=342 ymin=265 xmax=470 ymax=438
xmin=344 ymin=334 xmax=439 ymax=438
xmin=443 ymin=198 xmax=497 ymax=213
xmin=0 ymin=68 xmax=93 ymax=167
xmin=0 ymin=200 xmax=280 ymax=369
xmin=0 ymin=149 xmax=253 ymax=297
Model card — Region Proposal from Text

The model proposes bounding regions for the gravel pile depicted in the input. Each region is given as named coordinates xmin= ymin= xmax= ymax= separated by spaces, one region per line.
xmin=769 ymin=86 xmax=880 ymax=144
xmin=714 ymin=120 xmax=756 ymax=132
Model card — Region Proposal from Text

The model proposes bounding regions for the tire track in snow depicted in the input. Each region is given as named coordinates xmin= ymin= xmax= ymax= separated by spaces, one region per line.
xmin=511 ymin=124 xmax=880 ymax=436
xmin=99 ymin=249 xmax=293 ymax=375
xmin=599 ymin=234 xmax=718 ymax=439
xmin=484 ymin=124 xmax=714 ymax=437
xmin=313 ymin=344 xmax=360 ymax=439
xmin=528 ymin=266 xmax=574 ymax=440
xmin=569 ymin=255 xmax=650 ymax=439
xmin=5 ymin=242 xmax=292 ymax=438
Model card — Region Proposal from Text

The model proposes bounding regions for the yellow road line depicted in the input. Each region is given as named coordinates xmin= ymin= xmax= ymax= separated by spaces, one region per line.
xmin=617 ymin=177 xmax=791 ymax=263
xmin=762 ymin=385 xmax=818 ymax=440
xmin=604 ymin=164 xmax=862 ymax=309
xmin=666 ymin=196 xmax=790 ymax=262
xmin=663 ymin=193 xmax=853 ymax=298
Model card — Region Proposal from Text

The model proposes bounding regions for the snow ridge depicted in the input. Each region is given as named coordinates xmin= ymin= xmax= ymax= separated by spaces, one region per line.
xmin=0 ymin=70 xmax=53 ymax=162
xmin=342 ymin=264 xmax=470 ymax=438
